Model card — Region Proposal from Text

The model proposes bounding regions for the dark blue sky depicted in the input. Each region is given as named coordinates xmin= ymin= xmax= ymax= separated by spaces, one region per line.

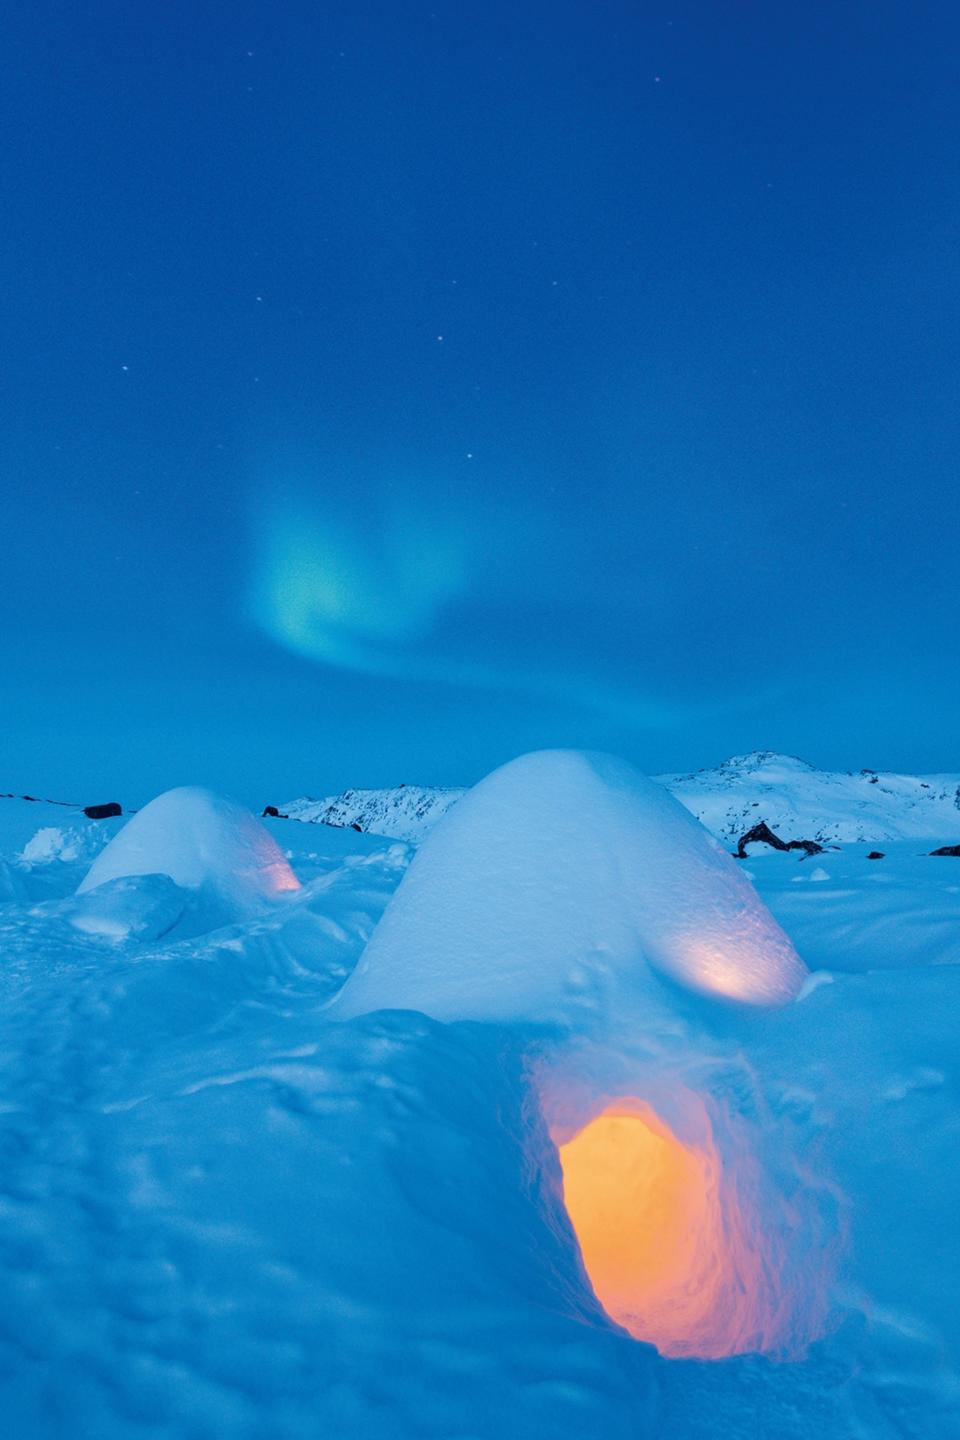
xmin=2 ymin=1 xmax=958 ymax=804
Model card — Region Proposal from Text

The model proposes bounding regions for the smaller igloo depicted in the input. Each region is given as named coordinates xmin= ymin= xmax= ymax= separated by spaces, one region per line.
xmin=78 ymin=786 xmax=300 ymax=918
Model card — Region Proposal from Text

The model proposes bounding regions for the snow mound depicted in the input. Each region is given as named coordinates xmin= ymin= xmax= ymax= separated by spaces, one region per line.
xmin=19 ymin=824 xmax=110 ymax=865
xmin=21 ymin=826 xmax=81 ymax=863
xmin=66 ymin=873 xmax=187 ymax=941
xmin=78 ymin=787 xmax=300 ymax=915
xmin=279 ymin=785 xmax=464 ymax=842
xmin=330 ymin=750 xmax=807 ymax=1023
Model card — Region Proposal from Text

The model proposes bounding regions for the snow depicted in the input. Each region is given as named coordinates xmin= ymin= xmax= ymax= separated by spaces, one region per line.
xmin=331 ymin=750 xmax=807 ymax=1022
xmin=741 ymin=842 xmax=960 ymax=972
xmin=21 ymin=825 xmax=84 ymax=863
xmin=661 ymin=750 xmax=960 ymax=844
xmin=62 ymin=872 xmax=188 ymax=941
xmin=1 ymin=754 xmax=959 ymax=1438
xmin=278 ymin=784 xmax=464 ymax=842
xmin=11 ymin=809 xmax=119 ymax=868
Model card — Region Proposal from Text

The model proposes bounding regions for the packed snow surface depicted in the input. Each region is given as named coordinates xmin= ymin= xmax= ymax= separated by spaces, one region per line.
xmin=1 ymin=753 xmax=959 ymax=1439
xmin=332 ymin=750 xmax=807 ymax=1020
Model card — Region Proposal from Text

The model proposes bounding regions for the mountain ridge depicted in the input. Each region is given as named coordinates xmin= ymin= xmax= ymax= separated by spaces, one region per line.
xmin=278 ymin=751 xmax=960 ymax=846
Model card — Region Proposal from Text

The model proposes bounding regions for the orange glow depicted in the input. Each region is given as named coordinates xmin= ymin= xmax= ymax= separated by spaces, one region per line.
xmin=268 ymin=866 xmax=302 ymax=894
xmin=678 ymin=939 xmax=767 ymax=1002
xmin=557 ymin=1099 xmax=789 ymax=1359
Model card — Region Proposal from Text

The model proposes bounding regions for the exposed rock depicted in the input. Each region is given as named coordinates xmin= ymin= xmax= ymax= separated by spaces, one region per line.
xmin=929 ymin=844 xmax=960 ymax=857
xmin=83 ymin=802 xmax=122 ymax=820
xmin=735 ymin=822 xmax=824 ymax=859
xmin=262 ymin=805 xmax=282 ymax=818
xmin=867 ymin=851 xmax=886 ymax=860
xmin=788 ymin=839 xmax=828 ymax=857
xmin=736 ymin=821 xmax=786 ymax=854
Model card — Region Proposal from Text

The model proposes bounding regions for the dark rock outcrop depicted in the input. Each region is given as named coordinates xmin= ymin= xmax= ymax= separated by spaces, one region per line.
xmin=735 ymin=821 xmax=824 ymax=859
xmin=867 ymin=851 xmax=885 ymax=860
xmin=262 ymin=805 xmax=282 ymax=818
xmin=929 ymin=844 xmax=960 ymax=857
xmin=83 ymin=802 xmax=122 ymax=820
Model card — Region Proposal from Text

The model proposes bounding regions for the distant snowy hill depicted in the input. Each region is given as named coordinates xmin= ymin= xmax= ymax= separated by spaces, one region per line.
xmin=278 ymin=752 xmax=960 ymax=846
xmin=277 ymin=784 xmax=465 ymax=843
xmin=660 ymin=751 xmax=960 ymax=844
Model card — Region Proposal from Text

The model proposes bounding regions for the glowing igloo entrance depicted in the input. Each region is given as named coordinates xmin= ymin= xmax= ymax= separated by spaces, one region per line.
xmin=553 ymin=1094 xmax=826 ymax=1360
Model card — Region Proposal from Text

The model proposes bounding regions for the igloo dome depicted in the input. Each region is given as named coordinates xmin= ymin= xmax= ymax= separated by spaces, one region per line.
xmin=78 ymin=786 xmax=300 ymax=916
xmin=329 ymin=749 xmax=807 ymax=1023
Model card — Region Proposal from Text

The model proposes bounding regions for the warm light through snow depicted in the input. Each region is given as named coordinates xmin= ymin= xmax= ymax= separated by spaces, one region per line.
xmin=556 ymin=1098 xmax=816 ymax=1359
xmin=264 ymin=861 xmax=301 ymax=894
xmin=678 ymin=938 xmax=772 ymax=1003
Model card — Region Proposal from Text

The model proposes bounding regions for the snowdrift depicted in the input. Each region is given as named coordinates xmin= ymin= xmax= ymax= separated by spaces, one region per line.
xmin=330 ymin=749 xmax=808 ymax=1022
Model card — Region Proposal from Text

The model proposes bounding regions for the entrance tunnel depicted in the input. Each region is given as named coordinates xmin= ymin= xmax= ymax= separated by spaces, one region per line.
xmin=553 ymin=1096 xmax=833 ymax=1360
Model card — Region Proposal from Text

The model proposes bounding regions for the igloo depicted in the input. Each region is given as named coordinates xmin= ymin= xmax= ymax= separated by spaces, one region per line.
xmin=329 ymin=749 xmax=808 ymax=1024
xmin=328 ymin=753 xmax=829 ymax=1357
xmin=77 ymin=786 xmax=300 ymax=917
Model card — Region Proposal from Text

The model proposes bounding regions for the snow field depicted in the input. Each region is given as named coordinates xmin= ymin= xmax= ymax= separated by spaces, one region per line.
xmin=0 ymin=755 xmax=957 ymax=1438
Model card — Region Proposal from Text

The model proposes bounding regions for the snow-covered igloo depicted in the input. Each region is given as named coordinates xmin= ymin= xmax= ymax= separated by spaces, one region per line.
xmin=330 ymin=748 xmax=808 ymax=1022
xmin=78 ymin=786 xmax=300 ymax=920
